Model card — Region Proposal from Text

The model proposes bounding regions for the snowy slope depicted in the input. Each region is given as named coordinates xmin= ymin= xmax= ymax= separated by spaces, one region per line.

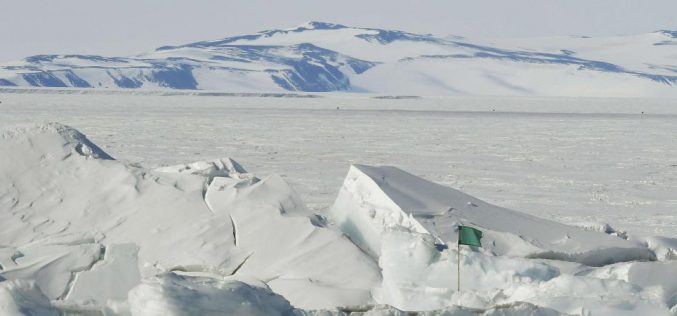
xmin=1 ymin=122 xmax=676 ymax=315
xmin=1 ymin=22 xmax=676 ymax=96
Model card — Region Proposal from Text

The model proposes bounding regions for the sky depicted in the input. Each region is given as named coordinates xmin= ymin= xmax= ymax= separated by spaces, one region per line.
xmin=1 ymin=0 xmax=676 ymax=62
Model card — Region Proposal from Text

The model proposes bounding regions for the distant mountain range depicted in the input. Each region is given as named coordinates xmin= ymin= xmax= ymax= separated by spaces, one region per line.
xmin=1 ymin=21 xmax=676 ymax=96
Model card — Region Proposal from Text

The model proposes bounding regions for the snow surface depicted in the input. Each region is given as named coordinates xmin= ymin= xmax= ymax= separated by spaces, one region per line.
xmin=1 ymin=92 xmax=675 ymax=238
xmin=1 ymin=92 xmax=676 ymax=315
xmin=0 ymin=119 xmax=676 ymax=315
xmin=1 ymin=22 xmax=676 ymax=96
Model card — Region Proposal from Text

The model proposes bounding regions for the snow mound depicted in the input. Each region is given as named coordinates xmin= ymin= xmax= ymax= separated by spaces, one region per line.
xmin=577 ymin=261 xmax=677 ymax=309
xmin=635 ymin=236 xmax=677 ymax=261
xmin=375 ymin=230 xmax=559 ymax=310
xmin=492 ymin=274 xmax=672 ymax=316
xmin=128 ymin=272 xmax=296 ymax=316
xmin=329 ymin=165 xmax=655 ymax=266
xmin=322 ymin=301 xmax=568 ymax=315
xmin=0 ymin=122 xmax=113 ymax=160
xmin=478 ymin=302 xmax=567 ymax=316
xmin=155 ymin=157 xmax=249 ymax=179
xmin=125 ymin=274 xmax=570 ymax=316
xmin=0 ymin=280 xmax=58 ymax=316
xmin=571 ymin=222 xmax=628 ymax=239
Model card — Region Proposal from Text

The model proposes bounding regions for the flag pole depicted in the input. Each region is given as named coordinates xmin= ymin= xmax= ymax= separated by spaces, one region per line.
xmin=457 ymin=225 xmax=461 ymax=292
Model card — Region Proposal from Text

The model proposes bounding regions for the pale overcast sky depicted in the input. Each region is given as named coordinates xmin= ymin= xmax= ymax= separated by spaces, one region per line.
xmin=1 ymin=0 xmax=676 ymax=62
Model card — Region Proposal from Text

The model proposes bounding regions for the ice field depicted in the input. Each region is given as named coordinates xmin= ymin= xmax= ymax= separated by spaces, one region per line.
xmin=1 ymin=91 xmax=676 ymax=237
xmin=0 ymin=90 xmax=676 ymax=315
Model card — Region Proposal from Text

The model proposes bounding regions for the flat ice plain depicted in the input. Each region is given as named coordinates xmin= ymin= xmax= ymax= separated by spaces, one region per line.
xmin=1 ymin=89 xmax=676 ymax=238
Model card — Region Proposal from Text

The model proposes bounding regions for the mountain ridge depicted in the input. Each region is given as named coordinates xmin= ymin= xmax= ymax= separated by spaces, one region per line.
xmin=1 ymin=21 xmax=676 ymax=96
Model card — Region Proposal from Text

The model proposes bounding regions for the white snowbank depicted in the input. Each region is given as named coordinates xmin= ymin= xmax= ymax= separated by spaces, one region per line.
xmin=128 ymin=272 xmax=296 ymax=316
xmin=571 ymin=221 xmax=628 ymax=239
xmin=634 ymin=236 xmax=677 ymax=261
xmin=0 ymin=280 xmax=58 ymax=316
xmin=578 ymin=260 xmax=677 ymax=310
xmin=375 ymin=230 xmax=558 ymax=310
xmin=155 ymin=157 xmax=249 ymax=179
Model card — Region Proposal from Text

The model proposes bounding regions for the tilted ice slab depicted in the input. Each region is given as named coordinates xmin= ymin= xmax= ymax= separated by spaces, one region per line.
xmin=329 ymin=165 xmax=673 ymax=314
xmin=329 ymin=165 xmax=655 ymax=266
xmin=0 ymin=239 xmax=102 ymax=300
xmin=66 ymin=243 xmax=142 ymax=303
xmin=0 ymin=122 xmax=380 ymax=310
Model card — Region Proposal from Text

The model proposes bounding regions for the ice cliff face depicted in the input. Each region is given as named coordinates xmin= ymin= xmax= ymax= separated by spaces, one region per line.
xmin=1 ymin=22 xmax=676 ymax=96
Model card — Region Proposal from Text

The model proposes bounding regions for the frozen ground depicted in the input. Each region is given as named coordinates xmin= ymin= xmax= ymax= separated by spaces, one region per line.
xmin=1 ymin=91 xmax=675 ymax=237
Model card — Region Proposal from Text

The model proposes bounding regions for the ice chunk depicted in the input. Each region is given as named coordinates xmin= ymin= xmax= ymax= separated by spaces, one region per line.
xmin=128 ymin=272 xmax=296 ymax=316
xmin=1 ymin=122 xmax=113 ymax=160
xmin=0 ymin=242 xmax=102 ymax=299
xmin=329 ymin=165 xmax=655 ymax=265
xmin=0 ymin=280 xmax=58 ymax=316
xmin=155 ymin=157 xmax=248 ymax=179
xmin=375 ymin=230 xmax=558 ymax=311
xmin=66 ymin=243 xmax=141 ymax=302
xmin=577 ymin=261 xmax=677 ymax=308
xmin=571 ymin=221 xmax=628 ymax=239
xmin=204 ymin=173 xmax=381 ymax=309
xmin=499 ymin=274 xmax=672 ymax=316
xmin=635 ymin=236 xmax=677 ymax=261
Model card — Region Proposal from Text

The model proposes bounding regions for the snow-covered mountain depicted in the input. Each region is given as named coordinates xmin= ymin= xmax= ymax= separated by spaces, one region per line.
xmin=1 ymin=21 xmax=677 ymax=96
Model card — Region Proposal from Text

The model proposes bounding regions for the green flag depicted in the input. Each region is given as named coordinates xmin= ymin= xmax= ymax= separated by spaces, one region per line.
xmin=458 ymin=225 xmax=482 ymax=247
